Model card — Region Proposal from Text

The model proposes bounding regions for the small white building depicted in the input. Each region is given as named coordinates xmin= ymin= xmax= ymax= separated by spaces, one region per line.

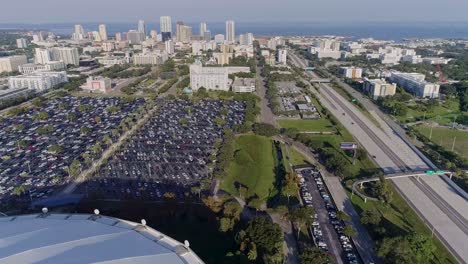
xmin=232 ymin=78 xmax=256 ymax=93
xmin=363 ymin=79 xmax=397 ymax=100
xmin=81 ymin=76 xmax=112 ymax=93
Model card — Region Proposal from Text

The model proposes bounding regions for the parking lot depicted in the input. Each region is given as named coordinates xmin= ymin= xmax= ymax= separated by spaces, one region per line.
xmin=0 ymin=96 xmax=145 ymax=203
xmin=80 ymin=99 xmax=246 ymax=200
xmin=296 ymin=167 xmax=359 ymax=264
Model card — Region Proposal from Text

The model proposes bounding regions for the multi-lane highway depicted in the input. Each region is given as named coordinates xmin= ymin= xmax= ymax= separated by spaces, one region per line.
xmin=289 ymin=51 xmax=468 ymax=264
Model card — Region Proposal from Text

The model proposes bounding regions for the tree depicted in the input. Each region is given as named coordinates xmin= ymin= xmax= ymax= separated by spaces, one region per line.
xmin=219 ymin=217 xmax=234 ymax=232
xmin=360 ymin=208 xmax=382 ymax=226
xmin=300 ymin=247 xmax=333 ymax=264
xmin=289 ymin=207 xmax=314 ymax=237
xmin=223 ymin=200 xmax=243 ymax=221
xmin=69 ymin=159 xmax=81 ymax=177
xmin=239 ymin=217 xmax=284 ymax=260
xmin=336 ymin=210 xmax=351 ymax=222
xmin=190 ymin=185 xmax=201 ymax=198
xmin=103 ymin=134 xmax=113 ymax=146
xmin=377 ymin=234 xmax=435 ymax=264
xmin=282 ymin=172 xmax=299 ymax=203
xmin=375 ymin=175 xmax=393 ymax=204
xmin=342 ymin=225 xmax=357 ymax=237
xmin=247 ymin=198 xmax=263 ymax=212
xmin=355 ymin=148 xmax=367 ymax=161
xmin=253 ymin=123 xmax=279 ymax=137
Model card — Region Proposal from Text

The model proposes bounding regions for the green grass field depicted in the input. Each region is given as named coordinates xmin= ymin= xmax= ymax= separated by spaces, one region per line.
xmin=278 ymin=119 xmax=336 ymax=132
xmin=221 ymin=135 xmax=277 ymax=201
xmin=415 ymin=125 xmax=468 ymax=158
xmin=397 ymin=98 xmax=467 ymax=125
xmin=347 ymin=183 xmax=457 ymax=264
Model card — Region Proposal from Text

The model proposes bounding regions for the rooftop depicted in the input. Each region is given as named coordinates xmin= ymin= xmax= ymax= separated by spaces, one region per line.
xmin=0 ymin=212 xmax=204 ymax=264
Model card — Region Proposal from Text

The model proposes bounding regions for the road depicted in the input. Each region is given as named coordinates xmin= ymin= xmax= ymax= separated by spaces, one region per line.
xmin=256 ymin=66 xmax=278 ymax=127
xmin=289 ymin=50 xmax=468 ymax=264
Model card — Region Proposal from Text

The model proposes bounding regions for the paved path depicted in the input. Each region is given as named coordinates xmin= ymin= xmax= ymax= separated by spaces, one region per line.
xmin=270 ymin=213 xmax=300 ymax=264
xmin=256 ymin=67 xmax=278 ymax=127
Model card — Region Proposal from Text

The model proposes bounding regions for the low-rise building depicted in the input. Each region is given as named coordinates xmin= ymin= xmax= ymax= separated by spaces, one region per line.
xmin=339 ymin=67 xmax=362 ymax=79
xmin=363 ymin=78 xmax=397 ymax=100
xmin=0 ymin=55 xmax=28 ymax=73
xmin=18 ymin=61 xmax=66 ymax=74
xmin=133 ymin=51 xmax=168 ymax=65
xmin=389 ymin=72 xmax=439 ymax=98
xmin=232 ymin=78 xmax=256 ymax=93
xmin=81 ymin=76 xmax=112 ymax=93
xmin=8 ymin=71 xmax=68 ymax=91
xmin=97 ymin=56 xmax=127 ymax=65
xmin=190 ymin=61 xmax=229 ymax=91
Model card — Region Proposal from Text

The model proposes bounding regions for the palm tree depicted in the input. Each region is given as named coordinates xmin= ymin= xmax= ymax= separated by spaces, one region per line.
xmin=290 ymin=207 xmax=315 ymax=237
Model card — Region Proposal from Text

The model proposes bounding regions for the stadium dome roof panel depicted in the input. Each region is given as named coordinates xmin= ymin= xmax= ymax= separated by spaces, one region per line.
xmin=0 ymin=213 xmax=204 ymax=264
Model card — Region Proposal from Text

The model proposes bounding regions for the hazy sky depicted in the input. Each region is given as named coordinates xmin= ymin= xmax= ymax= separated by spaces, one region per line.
xmin=1 ymin=0 xmax=467 ymax=23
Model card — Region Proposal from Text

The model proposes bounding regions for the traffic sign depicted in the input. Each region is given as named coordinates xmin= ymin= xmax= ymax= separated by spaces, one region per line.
xmin=426 ymin=170 xmax=435 ymax=175
xmin=436 ymin=170 xmax=444 ymax=174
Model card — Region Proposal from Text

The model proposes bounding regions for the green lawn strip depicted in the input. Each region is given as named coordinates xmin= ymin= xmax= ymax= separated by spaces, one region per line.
xmin=414 ymin=125 xmax=468 ymax=158
xmin=278 ymin=119 xmax=336 ymax=132
xmin=346 ymin=185 xmax=458 ymax=264
xmin=221 ymin=135 xmax=277 ymax=201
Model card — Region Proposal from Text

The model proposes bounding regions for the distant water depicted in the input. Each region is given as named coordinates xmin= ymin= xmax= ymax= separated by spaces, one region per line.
xmin=1 ymin=21 xmax=468 ymax=41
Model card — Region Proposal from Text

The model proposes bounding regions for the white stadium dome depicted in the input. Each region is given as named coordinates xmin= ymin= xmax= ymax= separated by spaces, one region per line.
xmin=0 ymin=212 xmax=204 ymax=264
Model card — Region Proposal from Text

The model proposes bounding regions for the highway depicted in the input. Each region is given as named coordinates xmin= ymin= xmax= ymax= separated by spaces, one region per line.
xmin=288 ymin=51 xmax=468 ymax=264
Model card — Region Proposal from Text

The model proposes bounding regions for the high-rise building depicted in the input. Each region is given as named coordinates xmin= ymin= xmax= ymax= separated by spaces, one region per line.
xmin=214 ymin=34 xmax=225 ymax=43
xmin=226 ymin=20 xmax=235 ymax=43
xmin=51 ymin=47 xmax=80 ymax=66
xmin=98 ymin=24 xmax=108 ymax=41
xmin=178 ymin=25 xmax=192 ymax=43
xmin=339 ymin=67 xmax=363 ymax=79
xmin=73 ymin=25 xmax=85 ymax=40
xmin=389 ymin=72 xmax=440 ymax=98
xmin=160 ymin=16 xmax=172 ymax=41
xmin=127 ymin=30 xmax=145 ymax=44
xmin=277 ymin=49 xmax=287 ymax=65
xmin=115 ymin=32 xmax=122 ymax=42
xmin=165 ymin=40 xmax=175 ymax=54
xmin=203 ymin=30 xmax=211 ymax=41
xmin=176 ymin=21 xmax=184 ymax=42
xmin=16 ymin=38 xmax=28 ymax=49
xmin=239 ymin=33 xmax=254 ymax=45
xmin=35 ymin=48 xmax=51 ymax=64
xmin=0 ymin=55 xmax=28 ymax=73
xmin=150 ymin=30 xmax=158 ymax=39
xmin=199 ymin=22 xmax=207 ymax=37
xmin=363 ymin=79 xmax=397 ymax=100
xmin=138 ymin=20 xmax=146 ymax=36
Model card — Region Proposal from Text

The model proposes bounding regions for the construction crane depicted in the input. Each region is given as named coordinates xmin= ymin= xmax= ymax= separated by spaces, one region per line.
xmin=436 ymin=64 xmax=448 ymax=84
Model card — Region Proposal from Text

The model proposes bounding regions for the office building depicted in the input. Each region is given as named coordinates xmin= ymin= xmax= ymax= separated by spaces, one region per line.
xmin=339 ymin=67 xmax=363 ymax=79
xmin=214 ymin=34 xmax=225 ymax=43
xmin=178 ymin=25 xmax=192 ymax=43
xmin=160 ymin=16 xmax=172 ymax=41
xmin=138 ymin=20 xmax=146 ymax=36
xmin=81 ymin=76 xmax=112 ymax=93
xmin=309 ymin=39 xmax=341 ymax=59
xmin=16 ymin=38 xmax=28 ymax=49
xmin=165 ymin=40 xmax=175 ymax=54
xmin=0 ymin=55 xmax=28 ymax=73
xmin=232 ymin=78 xmax=256 ymax=93
xmin=133 ymin=51 xmax=168 ymax=65
xmin=277 ymin=49 xmax=287 ymax=65
xmin=127 ymin=30 xmax=145 ymax=44
xmin=239 ymin=33 xmax=254 ymax=46
xmin=389 ymin=72 xmax=440 ymax=98
xmin=226 ymin=20 xmax=235 ymax=43
xmin=150 ymin=30 xmax=158 ymax=39
xmin=19 ymin=61 xmax=66 ymax=74
xmin=190 ymin=61 xmax=229 ymax=91
xmin=8 ymin=71 xmax=68 ymax=91
xmin=363 ymin=79 xmax=397 ymax=100
xmin=98 ymin=24 xmax=108 ymax=41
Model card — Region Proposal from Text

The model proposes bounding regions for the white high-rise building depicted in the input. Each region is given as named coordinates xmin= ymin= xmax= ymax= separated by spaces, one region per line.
xmin=127 ymin=30 xmax=145 ymax=44
xmin=138 ymin=20 xmax=146 ymax=36
xmin=178 ymin=25 xmax=192 ymax=43
xmin=239 ymin=33 xmax=254 ymax=45
xmin=203 ymin=30 xmax=211 ymax=41
xmin=389 ymin=72 xmax=440 ymax=98
xmin=99 ymin=24 xmax=108 ymax=41
xmin=199 ymin=22 xmax=207 ymax=37
xmin=165 ymin=40 xmax=175 ymax=54
xmin=73 ymin=24 xmax=85 ymax=40
xmin=0 ymin=55 xmax=28 ymax=73
xmin=277 ymin=49 xmax=287 ymax=65
xmin=150 ymin=30 xmax=158 ymax=39
xmin=160 ymin=16 xmax=172 ymax=41
xmin=16 ymin=38 xmax=28 ymax=49
xmin=51 ymin=47 xmax=80 ymax=66
xmin=35 ymin=48 xmax=51 ymax=64
xmin=226 ymin=20 xmax=235 ymax=43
